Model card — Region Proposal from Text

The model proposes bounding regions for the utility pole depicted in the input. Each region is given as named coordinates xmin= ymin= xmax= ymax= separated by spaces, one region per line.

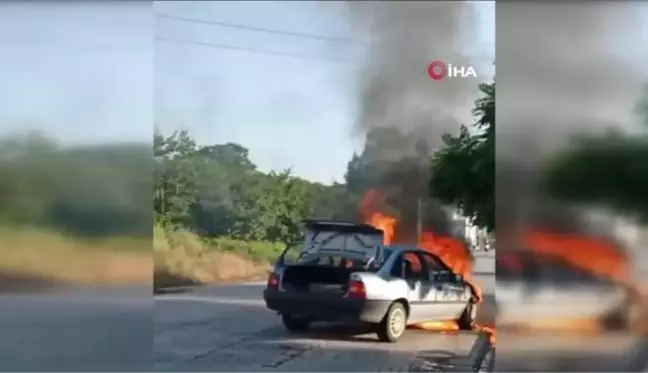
xmin=417 ymin=197 xmax=423 ymax=241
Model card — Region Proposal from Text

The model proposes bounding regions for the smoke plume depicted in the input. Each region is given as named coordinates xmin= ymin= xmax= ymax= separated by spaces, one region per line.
xmin=496 ymin=3 xmax=648 ymax=243
xmin=345 ymin=1 xmax=486 ymax=238
xmin=497 ymin=2 xmax=648 ymax=163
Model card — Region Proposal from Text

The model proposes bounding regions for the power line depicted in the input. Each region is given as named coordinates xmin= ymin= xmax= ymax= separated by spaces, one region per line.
xmin=155 ymin=36 xmax=353 ymax=64
xmin=156 ymin=13 xmax=366 ymax=45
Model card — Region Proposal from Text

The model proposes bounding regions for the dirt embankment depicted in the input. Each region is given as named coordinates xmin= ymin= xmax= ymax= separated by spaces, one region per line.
xmin=153 ymin=226 xmax=275 ymax=293
xmin=0 ymin=227 xmax=152 ymax=291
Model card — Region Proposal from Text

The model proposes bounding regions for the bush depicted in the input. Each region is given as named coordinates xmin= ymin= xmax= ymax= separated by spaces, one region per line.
xmin=153 ymin=224 xmax=283 ymax=288
xmin=207 ymin=237 xmax=285 ymax=263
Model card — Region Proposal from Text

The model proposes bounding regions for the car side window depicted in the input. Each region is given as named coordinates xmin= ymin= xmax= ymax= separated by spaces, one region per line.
xmin=420 ymin=252 xmax=449 ymax=280
xmin=402 ymin=252 xmax=426 ymax=281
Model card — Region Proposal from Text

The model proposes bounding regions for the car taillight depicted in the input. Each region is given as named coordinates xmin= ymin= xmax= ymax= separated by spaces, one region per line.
xmin=348 ymin=279 xmax=366 ymax=299
xmin=267 ymin=273 xmax=280 ymax=291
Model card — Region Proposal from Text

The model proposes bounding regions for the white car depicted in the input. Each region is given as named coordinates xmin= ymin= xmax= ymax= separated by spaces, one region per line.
xmin=263 ymin=220 xmax=480 ymax=342
xmin=496 ymin=250 xmax=638 ymax=330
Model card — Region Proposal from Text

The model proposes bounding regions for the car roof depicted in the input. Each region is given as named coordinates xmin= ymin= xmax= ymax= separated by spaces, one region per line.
xmin=302 ymin=219 xmax=384 ymax=235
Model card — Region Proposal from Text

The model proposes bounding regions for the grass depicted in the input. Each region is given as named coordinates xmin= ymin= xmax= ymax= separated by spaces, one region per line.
xmin=0 ymin=224 xmax=285 ymax=290
xmin=0 ymin=225 xmax=151 ymax=287
xmin=153 ymin=224 xmax=282 ymax=291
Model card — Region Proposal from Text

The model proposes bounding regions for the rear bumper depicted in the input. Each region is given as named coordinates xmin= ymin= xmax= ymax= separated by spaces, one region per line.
xmin=263 ymin=290 xmax=391 ymax=323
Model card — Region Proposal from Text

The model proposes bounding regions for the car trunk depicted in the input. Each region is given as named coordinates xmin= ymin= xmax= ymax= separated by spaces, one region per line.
xmin=281 ymin=265 xmax=356 ymax=296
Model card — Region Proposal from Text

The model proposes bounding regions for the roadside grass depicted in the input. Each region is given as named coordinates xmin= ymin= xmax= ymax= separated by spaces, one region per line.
xmin=0 ymin=224 xmax=287 ymax=290
xmin=153 ymin=224 xmax=284 ymax=291
xmin=0 ymin=225 xmax=151 ymax=287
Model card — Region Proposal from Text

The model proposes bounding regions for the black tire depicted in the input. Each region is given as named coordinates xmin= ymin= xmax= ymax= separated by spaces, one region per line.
xmin=281 ymin=314 xmax=310 ymax=332
xmin=602 ymin=303 xmax=638 ymax=331
xmin=377 ymin=302 xmax=408 ymax=343
xmin=602 ymin=309 xmax=628 ymax=331
xmin=458 ymin=301 xmax=478 ymax=330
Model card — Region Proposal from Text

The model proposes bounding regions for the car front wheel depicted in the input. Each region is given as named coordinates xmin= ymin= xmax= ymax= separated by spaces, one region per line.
xmin=458 ymin=301 xmax=478 ymax=330
xmin=377 ymin=302 xmax=407 ymax=342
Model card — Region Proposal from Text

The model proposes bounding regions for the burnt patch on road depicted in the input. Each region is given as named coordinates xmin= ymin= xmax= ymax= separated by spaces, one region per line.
xmin=409 ymin=350 xmax=460 ymax=372
xmin=261 ymin=344 xmax=314 ymax=368
xmin=198 ymin=342 xmax=311 ymax=369
xmin=409 ymin=332 xmax=495 ymax=372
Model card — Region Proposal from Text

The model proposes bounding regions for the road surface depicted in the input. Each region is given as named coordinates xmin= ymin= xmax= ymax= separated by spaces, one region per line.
xmin=496 ymin=333 xmax=648 ymax=372
xmin=3 ymin=252 xmax=643 ymax=372
xmin=153 ymin=253 xmax=496 ymax=372
xmin=0 ymin=286 xmax=152 ymax=372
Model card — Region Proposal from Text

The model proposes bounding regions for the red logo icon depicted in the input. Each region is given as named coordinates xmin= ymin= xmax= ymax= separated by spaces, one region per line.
xmin=428 ymin=60 xmax=447 ymax=81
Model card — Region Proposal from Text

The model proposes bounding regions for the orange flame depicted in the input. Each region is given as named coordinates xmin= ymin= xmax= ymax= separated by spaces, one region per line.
xmin=523 ymin=231 xmax=629 ymax=284
xmin=360 ymin=189 xmax=397 ymax=245
xmin=507 ymin=230 xmax=639 ymax=334
xmin=360 ymin=189 xmax=488 ymax=337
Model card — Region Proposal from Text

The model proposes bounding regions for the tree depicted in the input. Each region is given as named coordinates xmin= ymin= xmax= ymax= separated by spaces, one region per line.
xmin=1 ymin=127 xmax=366 ymax=243
xmin=154 ymin=128 xmax=198 ymax=225
xmin=540 ymin=84 xmax=648 ymax=222
xmin=152 ymin=129 xmax=356 ymax=243
xmin=429 ymin=82 xmax=495 ymax=232
xmin=541 ymin=135 xmax=648 ymax=222
xmin=0 ymin=132 xmax=152 ymax=236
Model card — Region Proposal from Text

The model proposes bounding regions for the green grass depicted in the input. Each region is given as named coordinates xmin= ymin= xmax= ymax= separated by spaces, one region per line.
xmin=0 ymin=225 xmax=151 ymax=284
xmin=0 ymin=223 xmax=285 ymax=288
xmin=206 ymin=237 xmax=285 ymax=263
xmin=153 ymin=224 xmax=281 ymax=288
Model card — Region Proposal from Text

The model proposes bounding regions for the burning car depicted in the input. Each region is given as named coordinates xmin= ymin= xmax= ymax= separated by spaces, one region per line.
xmin=263 ymin=219 xmax=481 ymax=342
xmin=496 ymin=245 xmax=640 ymax=331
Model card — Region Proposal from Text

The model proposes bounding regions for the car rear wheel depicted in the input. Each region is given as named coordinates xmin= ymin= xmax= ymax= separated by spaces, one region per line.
xmin=281 ymin=314 xmax=310 ymax=332
xmin=458 ymin=301 xmax=478 ymax=330
xmin=377 ymin=302 xmax=407 ymax=343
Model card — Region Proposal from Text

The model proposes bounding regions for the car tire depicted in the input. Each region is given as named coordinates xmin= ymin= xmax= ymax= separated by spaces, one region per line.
xmin=603 ymin=302 xmax=641 ymax=331
xmin=377 ymin=302 xmax=407 ymax=343
xmin=458 ymin=301 xmax=478 ymax=330
xmin=281 ymin=314 xmax=310 ymax=332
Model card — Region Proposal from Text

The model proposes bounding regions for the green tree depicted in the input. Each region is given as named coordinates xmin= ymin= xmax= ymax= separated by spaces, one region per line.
xmin=429 ymin=81 xmax=495 ymax=232
xmin=541 ymin=84 xmax=648 ymax=222
xmin=542 ymin=135 xmax=648 ymax=222
xmin=154 ymin=128 xmax=198 ymax=225
xmin=0 ymin=132 xmax=152 ymax=236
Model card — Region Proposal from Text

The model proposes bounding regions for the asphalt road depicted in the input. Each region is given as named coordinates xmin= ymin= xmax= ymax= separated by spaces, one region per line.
xmin=494 ymin=332 xmax=648 ymax=372
xmin=4 ymin=251 xmax=643 ymax=372
xmin=0 ymin=286 xmax=152 ymax=372
xmin=153 ymin=253 xmax=496 ymax=372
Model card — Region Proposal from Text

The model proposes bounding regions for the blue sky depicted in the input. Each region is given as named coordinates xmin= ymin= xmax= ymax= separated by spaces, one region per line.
xmin=0 ymin=1 xmax=493 ymax=184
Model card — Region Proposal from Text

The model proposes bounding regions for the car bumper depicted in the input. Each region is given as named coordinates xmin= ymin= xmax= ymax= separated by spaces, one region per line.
xmin=263 ymin=290 xmax=391 ymax=323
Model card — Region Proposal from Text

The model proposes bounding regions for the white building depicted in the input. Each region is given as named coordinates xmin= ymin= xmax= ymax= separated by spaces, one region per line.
xmin=446 ymin=207 xmax=490 ymax=251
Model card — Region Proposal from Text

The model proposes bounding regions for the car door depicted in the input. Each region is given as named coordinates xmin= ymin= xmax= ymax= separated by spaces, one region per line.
xmin=393 ymin=251 xmax=428 ymax=323
xmin=418 ymin=251 xmax=469 ymax=320
xmin=530 ymin=253 xmax=624 ymax=321
xmin=496 ymin=251 xmax=530 ymax=323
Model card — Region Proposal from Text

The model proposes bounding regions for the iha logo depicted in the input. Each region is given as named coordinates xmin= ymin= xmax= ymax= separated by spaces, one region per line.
xmin=428 ymin=60 xmax=477 ymax=81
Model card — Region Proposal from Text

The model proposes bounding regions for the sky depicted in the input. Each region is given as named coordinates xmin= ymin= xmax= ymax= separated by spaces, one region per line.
xmin=0 ymin=1 xmax=494 ymax=184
